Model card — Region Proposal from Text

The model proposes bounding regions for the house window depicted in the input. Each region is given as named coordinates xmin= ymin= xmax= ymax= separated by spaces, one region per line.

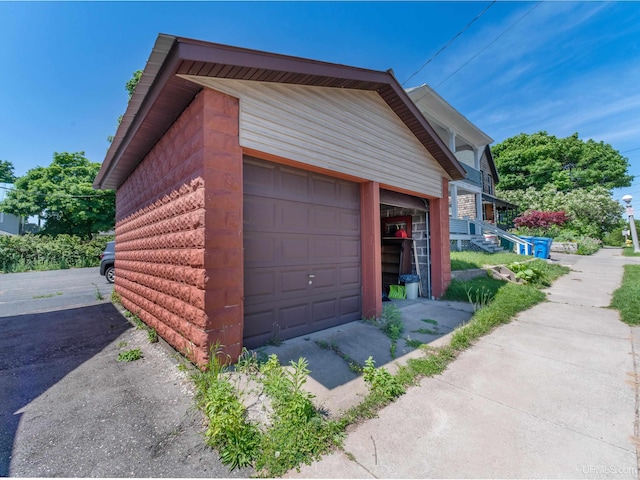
xmin=486 ymin=174 xmax=494 ymax=195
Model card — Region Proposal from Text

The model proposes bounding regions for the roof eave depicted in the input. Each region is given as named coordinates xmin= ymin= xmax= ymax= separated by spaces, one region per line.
xmin=94 ymin=35 xmax=466 ymax=190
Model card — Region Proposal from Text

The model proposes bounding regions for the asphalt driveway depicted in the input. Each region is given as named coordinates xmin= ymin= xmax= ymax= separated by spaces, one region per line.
xmin=0 ymin=268 xmax=250 ymax=477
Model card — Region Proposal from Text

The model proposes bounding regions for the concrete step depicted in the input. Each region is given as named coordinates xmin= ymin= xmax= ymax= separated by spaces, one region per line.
xmin=470 ymin=238 xmax=505 ymax=254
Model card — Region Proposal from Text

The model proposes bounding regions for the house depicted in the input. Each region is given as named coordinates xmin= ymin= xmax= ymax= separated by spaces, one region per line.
xmin=407 ymin=85 xmax=519 ymax=252
xmin=93 ymin=35 xmax=466 ymax=365
xmin=0 ymin=183 xmax=22 ymax=236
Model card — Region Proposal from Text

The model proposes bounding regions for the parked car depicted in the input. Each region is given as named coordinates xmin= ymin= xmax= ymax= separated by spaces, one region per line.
xmin=100 ymin=241 xmax=115 ymax=283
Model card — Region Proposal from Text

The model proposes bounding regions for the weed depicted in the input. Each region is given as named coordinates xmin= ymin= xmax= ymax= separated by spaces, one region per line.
xmin=117 ymin=348 xmax=143 ymax=362
xmin=255 ymin=355 xmax=343 ymax=477
xmin=129 ymin=312 xmax=146 ymax=330
xmin=147 ymin=328 xmax=158 ymax=343
xmin=421 ymin=318 xmax=438 ymax=325
xmin=117 ymin=341 xmax=128 ymax=348
xmin=193 ymin=345 xmax=259 ymax=470
xmin=465 ymin=285 xmax=495 ymax=312
xmin=362 ymin=357 xmax=405 ymax=402
xmin=405 ymin=337 xmax=423 ymax=348
xmin=413 ymin=328 xmax=439 ymax=335
xmin=313 ymin=341 xmax=362 ymax=373
xmin=32 ymin=292 xmax=63 ymax=299
xmin=93 ymin=283 xmax=104 ymax=301
xmin=377 ymin=304 xmax=404 ymax=359
xmin=111 ymin=290 xmax=121 ymax=304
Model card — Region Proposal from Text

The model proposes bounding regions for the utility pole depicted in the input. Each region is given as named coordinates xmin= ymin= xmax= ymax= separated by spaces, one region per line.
xmin=622 ymin=195 xmax=640 ymax=254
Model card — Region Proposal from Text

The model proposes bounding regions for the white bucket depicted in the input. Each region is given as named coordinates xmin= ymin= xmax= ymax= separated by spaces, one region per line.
xmin=405 ymin=282 xmax=419 ymax=300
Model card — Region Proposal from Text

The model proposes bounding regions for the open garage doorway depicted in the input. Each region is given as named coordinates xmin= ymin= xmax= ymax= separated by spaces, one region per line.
xmin=380 ymin=189 xmax=431 ymax=299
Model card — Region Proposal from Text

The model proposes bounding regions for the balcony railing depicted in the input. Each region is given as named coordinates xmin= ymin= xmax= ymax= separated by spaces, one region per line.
xmin=458 ymin=165 xmax=482 ymax=189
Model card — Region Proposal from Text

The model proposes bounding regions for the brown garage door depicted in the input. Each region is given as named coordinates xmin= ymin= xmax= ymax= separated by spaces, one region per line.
xmin=243 ymin=156 xmax=361 ymax=348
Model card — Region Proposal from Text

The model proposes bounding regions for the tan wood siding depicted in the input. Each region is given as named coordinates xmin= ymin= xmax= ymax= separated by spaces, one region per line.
xmin=180 ymin=75 xmax=447 ymax=198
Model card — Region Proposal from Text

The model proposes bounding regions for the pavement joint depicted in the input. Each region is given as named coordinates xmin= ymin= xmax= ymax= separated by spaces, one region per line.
xmin=480 ymin=336 xmax=631 ymax=376
xmin=517 ymin=315 xmax=631 ymax=340
xmin=432 ymin=375 xmax=637 ymax=455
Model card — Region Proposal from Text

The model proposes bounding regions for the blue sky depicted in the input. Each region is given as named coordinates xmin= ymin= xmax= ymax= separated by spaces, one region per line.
xmin=1 ymin=1 xmax=639 ymax=204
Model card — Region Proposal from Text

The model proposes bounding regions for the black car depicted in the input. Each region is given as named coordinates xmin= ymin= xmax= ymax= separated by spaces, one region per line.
xmin=100 ymin=241 xmax=115 ymax=283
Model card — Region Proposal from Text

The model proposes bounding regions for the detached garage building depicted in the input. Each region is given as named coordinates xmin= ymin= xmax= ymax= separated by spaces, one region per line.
xmin=94 ymin=35 xmax=465 ymax=366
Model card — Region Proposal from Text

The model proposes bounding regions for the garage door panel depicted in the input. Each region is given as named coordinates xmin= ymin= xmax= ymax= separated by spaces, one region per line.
xmin=313 ymin=209 xmax=339 ymax=230
xmin=245 ymin=270 xmax=277 ymax=298
xmin=340 ymin=295 xmax=362 ymax=317
xmin=312 ymin=298 xmax=337 ymax=322
xmin=280 ymin=303 xmax=309 ymax=330
xmin=339 ymin=238 xmax=361 ymax=259
xmin=244 ymin=235 xmax=277 ymax=265
xmin=244 ymin=196 xmax=277 ymax=228
xmin=312 ymin=237 xmax=338 ymax=259
xmin=243 ymin=159 xmax=277 ymax=195
xmin=340 ymin=265 xmax=360 ymax=286
xmin=339 ymin=211 xmax=360 ymax=233
xmin=243 ymin=310 xmax=275 ymax=339
xmin=243 ymin=156 xmax=361 ymax=346
xmin=281 ymin=269 xmax=310 ymax=294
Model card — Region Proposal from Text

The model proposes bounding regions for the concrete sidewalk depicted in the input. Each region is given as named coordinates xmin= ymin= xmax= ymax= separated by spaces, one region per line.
xmin=287 ymin=249 xmax=640 ymax=479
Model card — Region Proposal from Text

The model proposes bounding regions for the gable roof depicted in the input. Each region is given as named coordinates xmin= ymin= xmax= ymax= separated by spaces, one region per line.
xmin=407 ymin=84 xmax=493 ymax=150
xmin=94 ymin=34 xmax=465 ymax=190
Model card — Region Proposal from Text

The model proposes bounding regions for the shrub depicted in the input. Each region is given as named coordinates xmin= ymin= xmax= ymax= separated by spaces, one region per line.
xmin=0 ymin=233 xmax=113 ymax=273
xmin=514 ymin=210 xmax=570 ymax=230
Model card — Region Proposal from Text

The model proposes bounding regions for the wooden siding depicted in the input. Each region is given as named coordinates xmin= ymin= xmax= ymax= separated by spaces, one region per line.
xmin=180 ymin=75 xmax=447 ymax=198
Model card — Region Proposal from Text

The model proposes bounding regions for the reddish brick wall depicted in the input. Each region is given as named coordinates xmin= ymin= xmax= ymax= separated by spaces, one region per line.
xmin=115 ymin=88 xmax=243 ymax=367
xmin=429 ymin=178 xmax=452 ymax=298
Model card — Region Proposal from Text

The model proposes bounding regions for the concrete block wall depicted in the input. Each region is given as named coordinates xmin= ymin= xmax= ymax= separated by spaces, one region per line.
xmin=115 ymin=88 xmax=243 ymax=367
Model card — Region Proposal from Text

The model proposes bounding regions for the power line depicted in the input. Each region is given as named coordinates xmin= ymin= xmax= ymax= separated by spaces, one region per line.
xmin=411 ymin=2 xmax=542 ymax=104
xmin=401 ymin=1 xmax=496 ymax=87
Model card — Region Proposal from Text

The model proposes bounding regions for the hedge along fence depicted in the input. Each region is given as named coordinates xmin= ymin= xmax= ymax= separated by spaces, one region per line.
xmin=0 ymin=234 xmax=114 ymax=273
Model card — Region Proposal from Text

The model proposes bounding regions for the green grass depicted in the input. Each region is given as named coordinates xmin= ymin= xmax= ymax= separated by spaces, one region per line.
xmin=450 ymin=251 xmax=524 ymax=271
xmin=441 ymin=276 xmax=506 ymax=303
xmin=611 ymin=264 xmax=640 ymax=325
xmin=622 ymin=247 xmax=640 ymax=257
xmin=450 ymin=282 xmax=545 ymax=350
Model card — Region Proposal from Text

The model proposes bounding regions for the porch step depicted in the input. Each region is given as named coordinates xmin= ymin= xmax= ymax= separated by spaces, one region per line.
xmin=470 ymin=238 xmax=505 ymax=254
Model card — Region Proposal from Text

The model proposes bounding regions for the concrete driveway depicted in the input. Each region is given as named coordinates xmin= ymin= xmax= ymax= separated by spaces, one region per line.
xmin=0 ymin=268 xmax=251 ymax=477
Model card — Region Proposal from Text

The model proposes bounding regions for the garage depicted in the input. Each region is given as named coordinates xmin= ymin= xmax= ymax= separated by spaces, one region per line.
xmin=243 ymin=156 xmax=361 ymax=347
xmin=94 ymin=35 xmax=464 ymax=364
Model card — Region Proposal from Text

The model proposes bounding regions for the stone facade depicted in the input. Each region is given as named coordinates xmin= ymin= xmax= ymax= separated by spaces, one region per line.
xmin=115 ymin=88 xmax=244 ymax=366
xmin=457 ymin=194 xmax=477 ymax=219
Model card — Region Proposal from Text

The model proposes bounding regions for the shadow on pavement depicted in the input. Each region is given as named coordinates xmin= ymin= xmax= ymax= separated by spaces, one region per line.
xmin=0 ymin=303 xmax=130 ymax=476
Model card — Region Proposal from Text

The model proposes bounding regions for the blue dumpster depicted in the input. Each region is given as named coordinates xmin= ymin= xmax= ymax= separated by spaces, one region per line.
xmin=517 ymin=236 xmax=534 ymax=255
xmin=533 ymin=237 xmax=553 ymax=259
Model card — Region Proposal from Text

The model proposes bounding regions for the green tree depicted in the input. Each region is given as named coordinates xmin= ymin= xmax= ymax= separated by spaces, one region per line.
xmin=500 ymin=185 xmax=624 ymax=239
xmin=493 ymin=131 xmax=633 ymax=192
xmin=0 ymin=160 xmax=16 ymax=183
xmin=0 ymin=152 xmax=115 ymax=238
xmin=108 ymin=69 xmax=143 ymax=143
